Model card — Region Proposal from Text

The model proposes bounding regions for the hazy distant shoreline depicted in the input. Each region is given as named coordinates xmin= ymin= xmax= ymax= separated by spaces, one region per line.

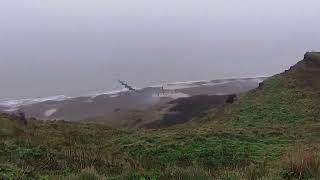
xmin=0 ymin=77 xmax=266 ymax=112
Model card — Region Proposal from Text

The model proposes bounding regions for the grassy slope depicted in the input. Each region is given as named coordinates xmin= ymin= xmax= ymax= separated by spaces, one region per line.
xmin=1 ymin=53 xmax=320 ymax=179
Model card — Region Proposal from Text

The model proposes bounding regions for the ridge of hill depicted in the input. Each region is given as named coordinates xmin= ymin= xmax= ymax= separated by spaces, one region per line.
xmin=1 ymin=52 xmax=320 ymax=179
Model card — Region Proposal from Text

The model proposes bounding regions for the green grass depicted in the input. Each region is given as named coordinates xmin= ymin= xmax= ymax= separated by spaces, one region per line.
xmin=1 ymin=54 xmax=320 ymax=179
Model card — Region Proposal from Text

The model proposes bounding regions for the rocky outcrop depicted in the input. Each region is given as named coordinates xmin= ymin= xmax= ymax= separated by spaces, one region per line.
xmin=302 ymin=52 xmax=320 ymax=71
xmin=287 ymin=52 xmax=320 ymax=90
xmin=291 ymin=52 xmax=320 ymax=73
xmin=304 ymin=52 xmax=320 ymax=62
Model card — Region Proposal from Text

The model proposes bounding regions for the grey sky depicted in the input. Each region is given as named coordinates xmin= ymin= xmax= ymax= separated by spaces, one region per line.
xmin=0 ymin=0 xmax=319 ymax=99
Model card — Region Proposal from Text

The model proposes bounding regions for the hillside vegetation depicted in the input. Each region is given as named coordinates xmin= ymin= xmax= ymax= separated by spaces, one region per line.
xmin=1 ymin=52 xmax=320 ymax=179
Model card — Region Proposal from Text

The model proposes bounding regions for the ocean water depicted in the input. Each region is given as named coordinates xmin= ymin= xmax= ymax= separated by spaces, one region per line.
xmin=0 ymin=77 xmax=266 ymax=111
xmin=1 ymin=1 xmax=320 ymax=101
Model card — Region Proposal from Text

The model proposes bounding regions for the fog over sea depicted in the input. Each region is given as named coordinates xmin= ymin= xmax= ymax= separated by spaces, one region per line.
xmin=1 ymin=1 xmax=320 ymax=100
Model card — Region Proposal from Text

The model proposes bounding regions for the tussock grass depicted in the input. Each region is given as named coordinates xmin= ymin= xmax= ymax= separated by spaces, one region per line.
xmin=281 ymin=145 xmax=320 ymax=179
